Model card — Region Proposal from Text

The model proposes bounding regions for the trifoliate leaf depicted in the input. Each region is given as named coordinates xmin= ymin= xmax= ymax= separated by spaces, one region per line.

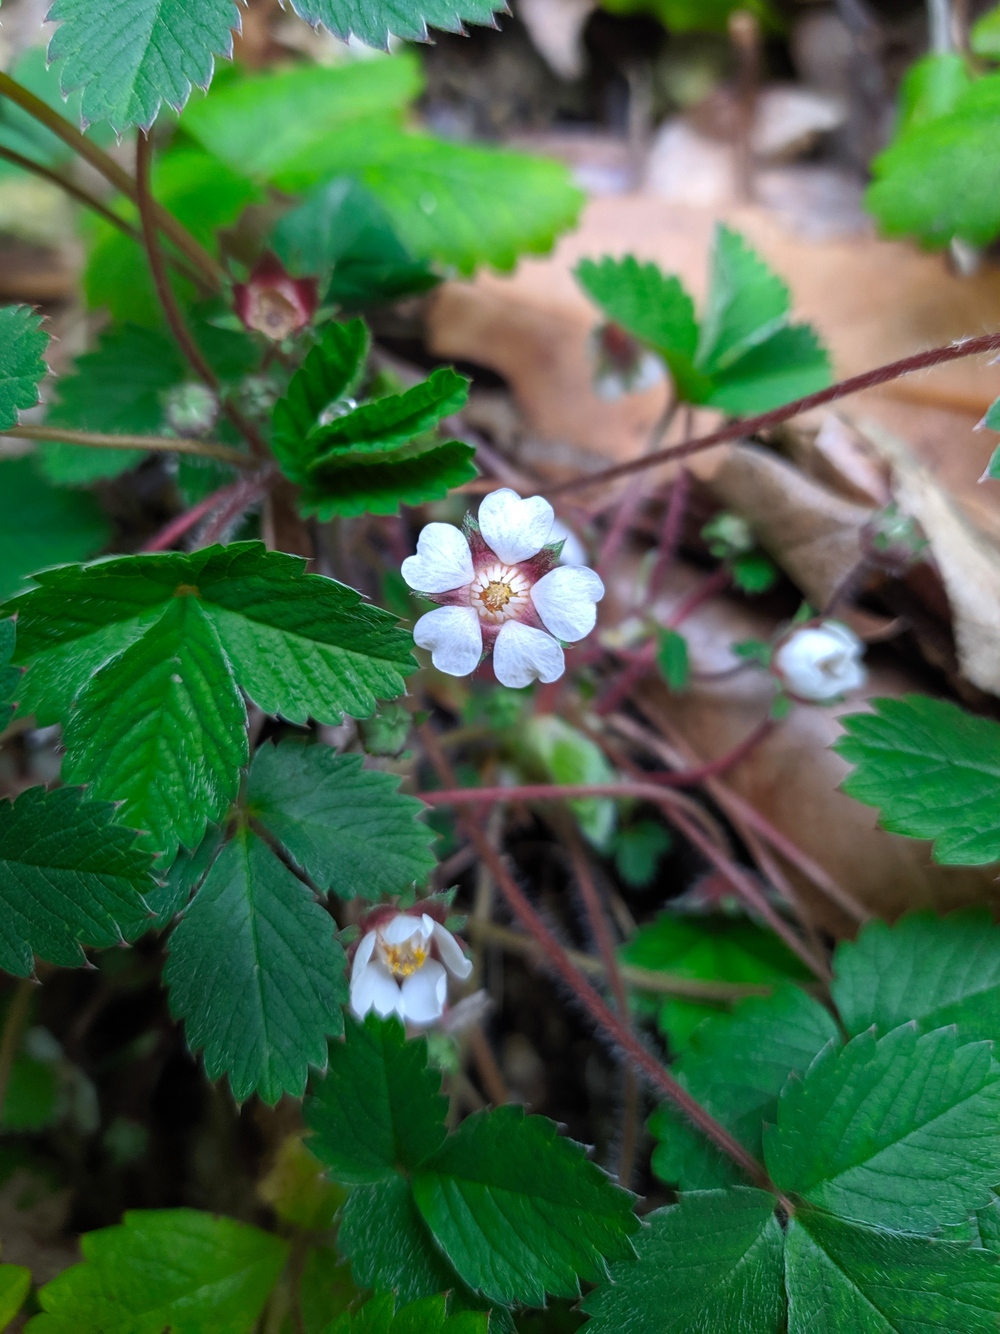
xmin=46 ymin=0 xmax=241 ymax=132
xmin=0 ymin=305 xmax=48 ymax=429
xmin=972 ymin=3 xmax=1000 ymax=58
xmin=288 ymin=0 xmax=504 ymax=48
xmin=271 ymin=319 xmax=371 ymax=482
xmin=247 ymin=740 xmax=437 ymax=902
xmin=0 ymin=1265 xmax=30 ymax=1329
xmin=164 ymin=829 xmax=347 ymax=1103
xmin=834 ymin=695 xmax=1000 ymax=864
xmin=28 ymin=1208 xmax=288 ymax=1333
xmin=650 ymin=983 xmax=838 ymax=1190
xmin=0 ymin=458 xmax=110 ymax=600
xmin=784 ymin=1209 xmax=1000 ymax=1334
xmin=62 ymin=594 xmax=248 ymax=858
xmin=832 ymin=909 xmax=1000 ymax=1044
xmin=305 ymin=1014 xmax=447 ymax=1183
xmin=39 ymin=325 xmax=184 ymax=486
xmin=0 ymin=785 xmax=155 ymax=978
xmin=765 ymin=1024 xmax=1000 ymax=1232
xmin=300 ymin=440 xmax=477 ymax=519
xmin=307 ymin=367 xmax=469 ymax=459
xmin=581 ymin=1188 xmax=784 ymax=1334
xmin=411 ymin=1104 xmax=639 ymax=1306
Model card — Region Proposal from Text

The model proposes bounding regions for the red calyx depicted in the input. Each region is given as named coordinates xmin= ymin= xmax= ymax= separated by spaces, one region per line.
xmin=233 ymin=252 xmax=318 ymax=341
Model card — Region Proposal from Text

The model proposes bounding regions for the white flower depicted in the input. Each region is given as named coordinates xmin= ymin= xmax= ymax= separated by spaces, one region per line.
xmin=772 ymin=619 xmax=867 ymax=703
xmin=402 ymin=489 xmax=605 ymax=688
xmin=350 ymin=912 xmax=473 ymax=1025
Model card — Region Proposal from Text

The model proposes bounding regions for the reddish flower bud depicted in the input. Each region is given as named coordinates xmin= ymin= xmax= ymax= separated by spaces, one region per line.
xmin=233 ymin=252 xmax=318 ymax=341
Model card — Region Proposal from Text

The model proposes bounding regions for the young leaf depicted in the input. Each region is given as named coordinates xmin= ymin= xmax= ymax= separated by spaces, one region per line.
xmin=28 ymin=1208 xmax=288 ymax=1332
xmin=0 ymin=458 xmax=110 ymax=600
xmin=331 ymin=1292 xmax=489 ymax=1334
xmin=785 ymin=1208 xmax=1000 ymax=1334
xmin=411 ymin=1104 xmax=639 ymax=1305
xmin=704 ymin=323 xmax=830 ymax=416
xmin=832 ymin=909 xmax=1000 ymax=1044
xmin=164 ymin=829 xmax=348 ymax=1103
xmin=247 ymin=740 xmax=437 ymax=902
xmin=0 ymin=1266 xmax=30 ymax=1329
xmin=650 ymin=983 xmax=838 ymax=1190
xmin=765 ymin=1024 xmax=1000 ymax=1232
xmin=307 ymin=368 xmax=470 ymax=458
xmin=0 ymin=305 xmax=48 ymax=429
xmin=271 ymin=319 xmax=371 ymax=483
xmin=697 ymin=224 xmax=789 ymax=372
xmin=0 ymin=785 xmax=155 ymax=978
xmin=581 ymin=1188 xmax=785 ymax=1334
xmin=655 ymin=627 xmax=690 ymax=692
xmin=612 ymin=819 xmax=672 ymax=889
xmin=288 ymin=0 xmax=504 ymax=49
xmin=834 ymin=695 xmax=1000 ymax=864
xmin=301 ymin=440 xmax=477 ymax=519
xmin=305 ymin=1013 xmax=448 ymax=1183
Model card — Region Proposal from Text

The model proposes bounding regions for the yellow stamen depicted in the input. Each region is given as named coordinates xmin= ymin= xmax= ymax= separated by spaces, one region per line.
xmin=381 ymin=941 xmax=429 ymax=977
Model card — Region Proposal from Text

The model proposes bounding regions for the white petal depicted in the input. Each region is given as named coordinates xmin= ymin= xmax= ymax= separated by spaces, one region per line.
xmin=381 ymin=913 xmax=423 ymax=945
xmin=351 ymin=961 xmax=403 ymax=1019
xmin=773 ymin=622 xmax=866 ymax=702
xmin=493 ymin=621 xmax=565 ymax=688
xmin=478 ymin=489 xmax=554 ymax=564
xmin=433 ymin=922 xmax=473 ymax=980
xmin=351 ymin=929 xmax=377 ymax=983
xmin=413 ymin=606 xmax=483 ymax=677
xmin=401 ymin=523 xmax=474 ymax=593
xmin=530 ymin=565 xmax=605 ymax=642
xmin=400 ymin=960 xmax=448 ymax=1025
xmin=550 ymin=518 xmax=588 ymax=566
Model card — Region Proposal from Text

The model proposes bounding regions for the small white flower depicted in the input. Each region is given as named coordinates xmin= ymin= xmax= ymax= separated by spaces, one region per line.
xmin=402 ymin=489 xmax=605 ymax=688
xmin=772 ymin=619 xmax=867 ymax=703
xmin=350 ymin=912 xmax=473 ymax=1026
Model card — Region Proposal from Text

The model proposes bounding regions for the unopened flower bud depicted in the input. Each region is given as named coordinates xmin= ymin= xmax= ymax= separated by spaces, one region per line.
xmin=861 ymin=503 xmax=927 ymax=575
xmin=233 ymin=252 xmax=318 ymax=341
xmin=771 ymin=619 xmax=866 ymax=703
xmin=590 ymin=323 xmax=664 ymax=401
xmin=163 ymin=382 xmax=219 ymax=437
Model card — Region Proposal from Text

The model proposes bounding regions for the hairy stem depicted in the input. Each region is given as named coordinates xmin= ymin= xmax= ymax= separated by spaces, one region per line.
xmin=8 ymin=423 xmax=252 ymax=469
xmin=552 ymin=330 xmax=1000 ymax=496
xmin=143 ymin=476 xmax=262 ymax=552
xmin=0 ymin=978 xmax=34 ymax=1124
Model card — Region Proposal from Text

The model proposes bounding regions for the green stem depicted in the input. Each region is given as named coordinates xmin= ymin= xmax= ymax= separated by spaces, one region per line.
xmin=7 ymin=423 xmax=252 ymax=469
xmin=0 ymin=978 xmax=34 ymax=1125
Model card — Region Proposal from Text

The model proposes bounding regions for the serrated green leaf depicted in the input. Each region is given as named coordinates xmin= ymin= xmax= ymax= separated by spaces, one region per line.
xmin=308 ymin=368 xmax=469 ymax=459
xmin=27 ymin=1208 xmax=288 ymax=1333
xmin=271 ymin=319 xmax=371 ymax=483
xmin=0 ymin=305 xmax=48 ymax=429
xmin=306 ymin=1014 xmax=447 ymax=1183
xmin=972 ymin=4 xmax=1000 ymax=58
xmin=46 ymin=0 xmax=242 ymax=132
xmin=650 ymin=983 xmax=838 ymax=1190
xmin=698 ymin=224 xmax=788 ymax=371
xmin=164 ymin=829 xmax=347 ymax=1103
xmin=984 ymin=394 xmax=1000 ymax=433
xmin=338 ymin=1176 xmax=462 ymax=1307
xmin=705 ymin=323 xmax=830 ymax=416
xmin=0 ymin=785 xmax=155 ymax=978
xmin=288 ymin=0 xmax=503 ymax=47
xmin=62 ymin=594 xmax=248 ymax=859
xmin=765 ymin=1024 xmax=1000 ymax=1232
xmin=131 ymin=827 xmax=223 ymax=933
xmin=832 ymin=909 xmax=1000 ymax=1043
xmin=0 ymin=1265 xmax=30 ymax=1329
xmin=300 ymin=440 xmax=477 ymax=519
xmin=785 ymin=1209 xmax=1000 ymax=1333
xmin=411 ymin=1104 xmax=639 ymax=1305
xmin=247 ymin=740 xmax=436 ymax=902
xmin=834 ymin=694 xmax=1000 ymax=864
xmin=581 ymin=1188 xmax=784 ymax=1334
xmin=40 ymin=325 xmax=184 ymax=485
xmin=0 ymin=457 xmax=110 ymax=600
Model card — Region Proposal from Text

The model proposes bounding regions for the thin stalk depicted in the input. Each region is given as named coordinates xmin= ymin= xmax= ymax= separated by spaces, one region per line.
xmin=197 ymin=471 xmax=274 ymax=547
xmin=0 ymin=70 xmax=222 ymax=291
xmin=143 ymin=476 xmax=261 ymax=552
xmin=8 ymin=423 xmax=251 ymax=469
xmin=0 ymin=978 xmax=34 ymax=1123
xmin=551 ymin=330 xmax=1000 ymax=497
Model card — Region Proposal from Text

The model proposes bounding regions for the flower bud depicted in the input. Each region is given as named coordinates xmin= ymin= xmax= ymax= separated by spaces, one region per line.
xmin=163 ymin=382 xmax=219 ymax=437
xmin=233 ymin=252 xmax=318 ymax=341
xmin=861 ymin=503 xmax=928 ymax=575
xmin=771 ymin=619 xmax=866 ymax=703
xmin=702 ymin=511 xmax=755 ymax=559
xmin=590 ymin=323 xmax=664 ymax=400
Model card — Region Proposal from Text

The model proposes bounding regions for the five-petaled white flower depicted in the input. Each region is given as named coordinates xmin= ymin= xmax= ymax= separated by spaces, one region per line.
xmin=772 ymin=619 xmax=867 ymax=703
xmin=402 ymin=489 xmax=605 ymax=688
xmin=350 ymin=911 xmax=473 ymax=1025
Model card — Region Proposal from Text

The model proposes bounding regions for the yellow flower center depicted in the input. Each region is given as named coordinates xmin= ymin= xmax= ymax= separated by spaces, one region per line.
xmin=380 ymin=938 xmax=429 ymax=978
xmin=469 ymin=562 xmax=531 ymax=624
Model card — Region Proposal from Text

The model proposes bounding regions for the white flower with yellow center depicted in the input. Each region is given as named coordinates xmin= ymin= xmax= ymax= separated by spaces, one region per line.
xmin=402 ymin=489 xmax=605 ymax=688
xmin=350 ymin=912 xmax=473 ymax=1025
xmin=772 ymin=619 xmax=867 ymax=703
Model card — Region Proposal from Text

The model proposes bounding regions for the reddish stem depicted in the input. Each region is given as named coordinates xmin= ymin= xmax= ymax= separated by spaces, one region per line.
xmin=667 ymin=565 xmax=732 ymax=628
xmin=143 ymin=478 xmax=251 ymax=552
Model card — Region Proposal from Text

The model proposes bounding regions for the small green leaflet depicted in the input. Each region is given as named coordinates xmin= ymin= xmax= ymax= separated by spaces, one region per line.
xmin=576 ymin=226 xmax=831 ymax=414
xmin=328 ymin=1293 xmax=488 ymax=1334
xmin=272 ymin=319 xmax=371 ymax=480
xmin=895 ymin=53 xmax=973 ymax=136
xmin=0 ymin=305 xmax=48 ymax=428
xmin=302 ymin=442 xmax=478 ymax=520
xmin=655 ymin=628 xmax=689 ymax=692
xmin=521 ymin=714 xmax=616 ymax=849
xmin=247 ymin=741 xmax=436 ymax=902
xmin=765 ymin=1024 xmax=1000 ymax=1232
xmin=834 ymin=694 xmax=1000 ymax=864
xmin=0 ymin=785 xmax=155 ymax=979
xmin=309 ymin=367 xmax=469 ymax=456
xmin=0 ymin=1265 xmax=30 ymax=1329
xmin=612 ymin=819 xmax=672 ymax=889
xmin=0 ymin=457 xmax=110 ymax=600
xmin=290 ymin=0 xmax=503 ymax=48
xmin=581 ymin=1188 xmax=785 ymax=1334
xmin=164 ymin=829 xmax=348 ymax=1104
xmin=832 ymin=909 xmax=1000 ymax=1044
xmin=27 ymin=1208 xmax=288 ymax=1333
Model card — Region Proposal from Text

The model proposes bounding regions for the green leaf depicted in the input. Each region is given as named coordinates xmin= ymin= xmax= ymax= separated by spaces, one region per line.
xmin=972 ymin=3 xmax=1000 ymax=58
xmin=866 ymin=75 xmax=1000 ymax=248
xmin=612 ymin=819 xmax=672 ymax=889
xmin=581 ymin=1188 xmax=784 ymax=1334
xmin=785 ymin=1208 xmax=1000 ymax=1334
xmin=308 ymin=368 xmax=469 ymax=459
xmin=28 ymin=1208 xmax=288 ymax=1333
xmin=832 ymin=909 xmax=1000 ymax=1044
xmin=164 ymin=829 xmax=347 ymax=1103
xmin=0 ymin=785 xmax=155 ymax=978
xmin=730 ymin=551 xmax=779 ymax=594
xmin=575 ymin=256 xmax=705 ymax=402
xmin=0 ymin=48 xmax=109 ymax=171
xmin=331 ymin=1293 xmax=489 ymax=1334
xmin=896 ymin=53 xmax=973 ymax=135
xmin=0 ymin=619 xmax=19 ymax=722
xmin=62 ymin=594 xmax=248 ymax=858
xmin=520 ymin=715 xmax=617 ymax=849
xmin=834 ymin=694 xmax=1000 ymax=864
xmin=650 ymin=983 xmax=838 ymax=1190
xmin=983 ymin=394 xmax=1000 ymax=433
xmin=0 ymin=305 xmax=48 ymax=429
xmin=705 ymin=323 xmax=830 ymax=416
xmin=306 ymin=1014 xmax=447 ymax=1183
xmin=411 ymin=1104 xmax=639 ymax=1305
xmin=247 ymin=740 xmax=437 ymax=902
xmin=288 ymin=0 xmax=503 ymax=47
xmin=300 ymin=440 xmax=477 ymax=519
xmin=765 ymin=1024 xmax=1000 ymax=1232
xmin=697 ymin=224 xmax=787 ymax=371
xmin=46 ymin=0 xmax=241 ymax=133
xmin=655 ymin=627 xmax=689 ymax=692
xmin=0 ymin=458 xmax=110 ymax=600
xmin=3 ymin=1052 xmax=59 ymax=1131
xmin=0 ymin=1265 xmax=30 ymax=1330
xmin=40 ymin=325 xmax=184 ymax=486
